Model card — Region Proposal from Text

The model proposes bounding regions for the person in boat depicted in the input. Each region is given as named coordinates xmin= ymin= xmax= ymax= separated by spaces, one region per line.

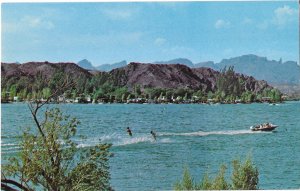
xmin=127 ymin=127 xmax=132 ymax=137
xmin=150 ymin=130 xmax=156 ymax=140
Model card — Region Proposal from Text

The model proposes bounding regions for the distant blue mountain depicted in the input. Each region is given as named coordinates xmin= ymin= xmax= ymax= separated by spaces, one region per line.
xmin=194 ymin=61 xmax=217 ymax=69
xmin=154 ymin=58 xmax=194 ymax=68
xmin=154 ymin=55 xmax=299 ymax=85
xmin=77 ymin=55 xmax=299 ymax=85
xmin=216 ymin=54 xmax=299 ymax=85
xmin=96 ymin=60 xmax=127 ymax=72
xmin=77 ymin=59 xmax=95 ymax=70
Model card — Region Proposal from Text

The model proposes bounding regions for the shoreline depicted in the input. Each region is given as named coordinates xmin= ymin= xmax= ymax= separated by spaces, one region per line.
xmin=1 ymin=100 xmax=294 ymax=105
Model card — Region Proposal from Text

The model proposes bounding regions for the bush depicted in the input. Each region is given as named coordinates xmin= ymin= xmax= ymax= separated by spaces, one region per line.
xmin=174 ymin=167 xmax=195 ymax=190
xmin=231 ymin=157 xmax=259 ymax=190
xmin=2 ymin=108 xmax=113 ymax=191
xmin=174 ymin=155 xmax=259 ymax=190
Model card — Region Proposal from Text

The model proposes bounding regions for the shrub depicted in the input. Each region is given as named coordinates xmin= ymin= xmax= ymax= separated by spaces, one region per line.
xmin=2 ymin=108 xmax=113 ymax=191
xmin=231 ymin=157 xmax=259 ymax=190
xmin=174 ymin=155 xmax=259 ymax=190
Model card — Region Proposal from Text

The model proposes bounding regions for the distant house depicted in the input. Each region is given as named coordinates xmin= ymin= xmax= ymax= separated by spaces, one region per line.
xmin=13 ymin=96 xmax=19 ymax=102
xmin=97 ymin=97 xmax=109 ymax=103
xmin=207 ymin=98 xmax=214 ymax=102
xmin=261 ymin=97 xmax=271 ymax=102
xmin=235 ymin=99 xmax=242 ymax=103
xmin=65 ymin=98 xmax=74 ymax=103
xmin=85 ymin=95 xmax=92 ymax=103
xmin=58 ymin=95 xmax=65 ymax=103
xmin=74 ymin=97 xmax=80 ymax=103
xmin=281 ymin=95 xmax=288 ymax=100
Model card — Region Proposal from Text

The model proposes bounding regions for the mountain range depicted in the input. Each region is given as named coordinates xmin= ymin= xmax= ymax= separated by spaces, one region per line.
xmin=77 ymin=54 xmax=299 ymax=85
xmin=77 ymin=59 xmax=128 ymax=72
xmin=2 ymin=61 xmax=272 ymax=95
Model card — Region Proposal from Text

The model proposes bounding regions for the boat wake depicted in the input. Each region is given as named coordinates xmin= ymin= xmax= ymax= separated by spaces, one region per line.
xmin=114 ymin=136 xmax=154 ymax=146
xmin=159 ymin=129 xmax=261 ymax=137
xmin=76 ymin=133 xmax=170 ymax=148
xmin=2 ymin=129 xmax=264 ymax=152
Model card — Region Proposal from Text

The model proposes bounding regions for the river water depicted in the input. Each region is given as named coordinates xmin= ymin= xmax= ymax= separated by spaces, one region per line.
xmin=1 ymin=102 xmax=300 ymax=190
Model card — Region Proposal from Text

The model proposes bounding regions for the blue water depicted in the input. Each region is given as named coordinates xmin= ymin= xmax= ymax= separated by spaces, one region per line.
xmin=1 ymin=102 xmax=300 ymax=190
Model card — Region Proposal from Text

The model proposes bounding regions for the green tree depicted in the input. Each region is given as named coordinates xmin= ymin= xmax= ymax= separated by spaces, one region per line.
xmin=256 ymin=94 xmax=262 ymax=102
xmin=113 ymin=87 xmax=128 ymax=101
xmin=211 ymin=165 xmax=229 ymax=190
xmin=121 ymin=94 xmax=126 ymax=102
xmin=207 ymin=91 xmax=214 ymax=100
xmin=159 ymin=92 xmax=164 ymax=101
xmin=9 ymin=85 xmax=17 ymax=100
xmin=183 ymin=93 xmax=188 ymax=101
xmin=27 ymin=92 xmax=32 ymax=100
xmin=174 ymin=156 xmax=259 ymax=190
xmin=270 ymin=89 xmax=282 ymax=102
xmin=134 ymin=85 xmax=141 ymax=98
xmin=127 ymin=94 xmax=131 ymax=100
xmin=1 ymin=88 xmax=8 ymax=101
xmin=216 ymin=66 xmax=243 ymax=99
xmin=174 ymin=167 xmax=195 ymax=190
xmin=20 ymin=88 xmax=28 ymax=100
xmin=1 ymin=83 xmax=112 ymax=191
xmin=93 ymin=88 xmax=105 ymax=101
xmin=174 ymin=88 xmax=186 ymax=98
xmin=42 ymin=88 xmax=51 ymax=99
xmin=231 ymin=156 xmax=259 ymax=190
xmin=33 ymin=71 xmax=47 ymax=93
xmin=196 ymin=173 xmax=212 ymax=190
xmin=165 ymin=89 xmax=174 ymax=100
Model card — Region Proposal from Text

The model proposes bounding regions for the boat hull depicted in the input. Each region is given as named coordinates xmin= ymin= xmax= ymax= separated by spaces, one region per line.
xmin=250 ymin=125 xmax=278 ymax=131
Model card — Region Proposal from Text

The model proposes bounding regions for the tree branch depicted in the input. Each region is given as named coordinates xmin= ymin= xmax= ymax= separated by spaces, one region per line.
xmin=1 ymin=179 xmax=32 ymax=191
xmin=1 ymin=183 xmax=18 ymax=191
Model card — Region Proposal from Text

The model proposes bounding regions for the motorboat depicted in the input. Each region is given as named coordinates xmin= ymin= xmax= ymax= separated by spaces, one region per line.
xmin=250 ymin=123 xmax=278 ymax=131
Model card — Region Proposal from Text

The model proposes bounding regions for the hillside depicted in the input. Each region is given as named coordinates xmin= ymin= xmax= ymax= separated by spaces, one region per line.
xmin=2 ymin=61 xmax=91 ymax=80
xmin=2 ymin=61 xmax=272 ymax=96
xmin=105 ymin=62 xmax=271 ymax=94
xmin=154 ymin=58 xmax=194 ymax=68
xmin=1 ymin=62 xmax=92 ymax=96
xmin=192 ymin=55 xmax=300 ymax=85
xmin=71 ymin=55 xmax=300 ymax=86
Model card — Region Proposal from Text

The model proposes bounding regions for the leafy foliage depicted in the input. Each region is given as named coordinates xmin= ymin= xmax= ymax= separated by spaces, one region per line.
xmin=174 ymin=156 xmax=259 ymax=190
xmin=2 ymin=108 xmax=113 ymax=191
xmin=231 ymin=157 xmax=259 ymax=190
xmin=174 ymin=167 xmax=195 ymax=190
xmin=2 ymin=64 xmax=282 ymax=103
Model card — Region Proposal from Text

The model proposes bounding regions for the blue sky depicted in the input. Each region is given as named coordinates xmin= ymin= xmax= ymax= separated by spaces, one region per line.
xmin=2 ymin=2 xmax=299 ymax=66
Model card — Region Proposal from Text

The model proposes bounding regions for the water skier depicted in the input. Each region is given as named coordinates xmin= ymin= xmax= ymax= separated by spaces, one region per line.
xmin=127 ymin=127 xmax=132 ymax=137
xmin=150 ymin=130 xmax=157 ymax=140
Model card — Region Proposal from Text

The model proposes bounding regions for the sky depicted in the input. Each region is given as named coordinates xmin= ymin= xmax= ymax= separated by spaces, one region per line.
xmin=1 ymin=1 xmax=299 ymax=66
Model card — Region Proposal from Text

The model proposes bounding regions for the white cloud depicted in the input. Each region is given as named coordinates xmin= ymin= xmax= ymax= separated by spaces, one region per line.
xmin=215 ymin=19 xmax=231 ymax=29
xmin=3 ymin=15 xmax=54 ymax=33
xmin=154 ymin=37 xmax=166 ymax=46
xmin=272 ymin=5 xmax=298 ymax=27
xmin=21 ymin=16 xmax=54 ymax=29
xmin=256 ymin=5 xmax=298 ymax=30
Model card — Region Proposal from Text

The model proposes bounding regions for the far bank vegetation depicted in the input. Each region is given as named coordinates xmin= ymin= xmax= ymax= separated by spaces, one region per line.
xmin=2 ymin=66 xmax=282 ymax=104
